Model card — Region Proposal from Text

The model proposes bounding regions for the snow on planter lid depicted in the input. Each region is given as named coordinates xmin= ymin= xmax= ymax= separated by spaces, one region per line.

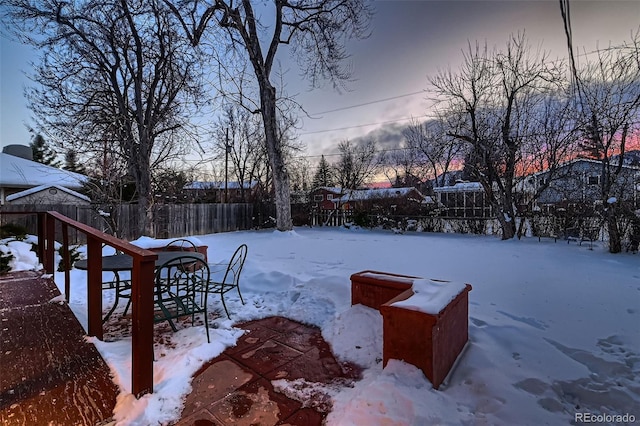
xmin=129 ymin=235 xmax=205 ymax=249
xmin=390 ymin=279 xmax=468 ymax=315
xmin=358 ymin=271 xmax=416 ymax=285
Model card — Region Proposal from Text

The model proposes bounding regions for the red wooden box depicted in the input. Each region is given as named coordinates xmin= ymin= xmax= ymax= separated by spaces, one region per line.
xmin=350 ymin=270 xmax=419 ymax=310
xmin=380 ymin=283 xmax=472 ymax=389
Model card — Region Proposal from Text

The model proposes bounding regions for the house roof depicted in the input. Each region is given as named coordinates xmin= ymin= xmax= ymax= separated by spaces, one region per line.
xmin=6 ymin=184 xmax=91 ymax=202
xmin=0 ymin=152 xmax=88 ymax=189
xmin=183 ymin=181 xmax=259 ymax=190
xmin=312 ymin=186 xmax=344 ymax=194
xmin=527 ymin=157 xmax=640 ymax=179
xmin=338 ymin=187 xmax=427 ymax=202
xmin=432 ymin=181 xmax=484 ymax=193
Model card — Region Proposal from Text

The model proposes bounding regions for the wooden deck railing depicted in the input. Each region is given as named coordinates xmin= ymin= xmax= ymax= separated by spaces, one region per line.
xmin=0 ymin=210 xmax=157 ymax=397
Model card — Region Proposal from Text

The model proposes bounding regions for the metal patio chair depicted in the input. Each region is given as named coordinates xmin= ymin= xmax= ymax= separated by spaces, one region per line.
xmin=203 ymin=244 xmax=248 ymax=319
xmin=153 ymin=254 xmax=212 ymax=342
xmin=121 ymin=238 xmax=200 ymax=317
xmin=161 ymin=238 xmax=199 ymax=252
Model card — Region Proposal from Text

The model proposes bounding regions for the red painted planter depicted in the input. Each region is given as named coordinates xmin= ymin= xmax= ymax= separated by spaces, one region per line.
xmin=350 ymin=270 xmax=419 ymax=310
xmin=350 ymin=269 xmax=472 ymax=389
xmin=380 ymin=283 xmax=472 ymax=389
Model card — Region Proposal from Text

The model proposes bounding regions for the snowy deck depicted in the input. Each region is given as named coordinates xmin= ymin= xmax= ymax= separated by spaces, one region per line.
xmin=0 ymin=271 xmax=117 ymax=424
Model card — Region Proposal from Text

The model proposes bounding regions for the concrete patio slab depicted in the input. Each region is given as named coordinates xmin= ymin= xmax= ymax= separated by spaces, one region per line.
xmin=176 ymin=317 xmax=362 ymax=425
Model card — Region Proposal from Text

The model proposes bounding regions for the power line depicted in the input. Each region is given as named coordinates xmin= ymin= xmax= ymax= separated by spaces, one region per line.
xmin=297 ymin=146 xmax=411 ymax=159
xmin=301 ymin=114 xmax=434 ymax=135
xmin=309 ymin=91 xmax=425 ymax=115
xmin=300 ymin=44 xmax=627 ymax=136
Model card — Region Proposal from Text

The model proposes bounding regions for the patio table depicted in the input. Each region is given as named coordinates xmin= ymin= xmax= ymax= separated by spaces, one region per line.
xmin=75 ymin=251 xmax=206 ymax=322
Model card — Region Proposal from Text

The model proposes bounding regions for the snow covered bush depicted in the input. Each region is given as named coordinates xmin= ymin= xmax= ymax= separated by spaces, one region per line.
xmin=0 ymin=239 xmax=40 ymax=273
xmin=0 ymin=233 xmax=80 ymax=274
xmin=0 ymin=245 xmax=13 ymax=274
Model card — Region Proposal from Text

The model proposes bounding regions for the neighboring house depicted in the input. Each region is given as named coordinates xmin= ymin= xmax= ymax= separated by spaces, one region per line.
xmin=6 ymin=184 xmax=90 ymax=205
xmin=0 ymin=149 xmax=89 ymax=205
xmin=309 ymin=186 xmax=434 ymax=214
xmin=336 ymin=187 xmax=435 ymax=215
xmin=433 ymin=181 xmax=493 ymax=218
xmin=183 ymin=180 xmax=260 ymax=203
xmin=309 ymin=187 xmax=345 ymax=210
xmin=431 ymin=170 xmax=465 ymax=188
xmin=522 ymin=158 xmax=640 ymax=212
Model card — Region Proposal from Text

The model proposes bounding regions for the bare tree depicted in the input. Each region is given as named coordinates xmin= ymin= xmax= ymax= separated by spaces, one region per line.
xmin=288 ymin=156 xmax=312 ymax=193
xmin=213 ymin=105 xmax=266 ymax=202
xmin=212 ymin=101 xmax=303 ymax=204
xmin=5 ymin=0 xmax=204 ymax=235
xmin=83 ymin=147 xmax=132 ymax=237
xmin=402 ymin=118 xmax=464 ymax=188
xmin=522 ymin=94 xmax=579 ymax=178
xmin=334 ymin=139 xmax=379 ymax=190
xmin=511 ymin=92 xmax=581 ymax=238
xmin=431 ymin=34 xmax=563 ymax=239
xmin=380 ymin=145 xmax=425 ymax=189
xmin=574 ymin=39 xmax=640 ymax=252
xmin=559 ymin=3 xmax=640 ymax=253
xmin=163 ymin=0 xmax=372 ymax=231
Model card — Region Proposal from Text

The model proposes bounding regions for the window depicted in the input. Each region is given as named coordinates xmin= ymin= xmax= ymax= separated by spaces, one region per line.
xmin=587 ymin=176 xmax=600 ymax=185
xmin=326 ymin=194 xmax=334 ymax=200
xmin=314 ymin=195 xmax=323 ymax=202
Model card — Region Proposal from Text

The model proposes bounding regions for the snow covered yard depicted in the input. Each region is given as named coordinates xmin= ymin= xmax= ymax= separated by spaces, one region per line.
xmin=11 ymin=227 xmax=638 ymax=424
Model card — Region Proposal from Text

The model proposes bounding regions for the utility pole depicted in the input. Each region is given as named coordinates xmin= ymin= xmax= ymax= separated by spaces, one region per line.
xmin=225 ymin=128 xmax=229 ymax=203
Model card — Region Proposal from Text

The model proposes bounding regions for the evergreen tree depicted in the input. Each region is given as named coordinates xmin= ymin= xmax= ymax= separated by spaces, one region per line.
xmin=63 ymin=149 xmax=86 ymax=174
xmin=30 ymin=134 xmax=61 ymax=167
xmin=312 ymin=155 xmax=335 ymax=188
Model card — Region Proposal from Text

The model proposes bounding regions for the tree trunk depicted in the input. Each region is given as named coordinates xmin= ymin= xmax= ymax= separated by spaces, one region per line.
xmin=485 ymin=182 xmax=517 ymax=240
xmin=495 ymin=183 xmax=517 ymax=240
xmin=130 ymin=143 xmax=154 ymax=237
xmin=607 ymin=205 xmax=622 ymax=253
xmin=260 ymin=82 xmax=292 ymax=231
xmin=497 ymin=209 xmax=516 ymax=240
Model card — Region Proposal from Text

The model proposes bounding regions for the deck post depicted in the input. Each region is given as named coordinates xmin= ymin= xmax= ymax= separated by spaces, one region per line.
xmin=45 ymin=214 xmax=56 ymax=274
xmin=131 ymin=257 xmax=156 ymax=396
xmin=61 ymin=222 xmax=71 ymax=303
xmin=36 ymin=212 xmax=46 ymax=264
xmin=86 ymin=236 xmax=103 ymax=340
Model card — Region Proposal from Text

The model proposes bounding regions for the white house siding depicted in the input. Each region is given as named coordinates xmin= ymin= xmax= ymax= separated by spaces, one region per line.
xmin=532 ymin=160 xmax=639 ymax=206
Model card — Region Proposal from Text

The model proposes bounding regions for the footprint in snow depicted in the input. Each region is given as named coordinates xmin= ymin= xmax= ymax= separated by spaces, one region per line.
xmin=470 ymin=317 xmax=487 ymax=327
xmin=497 ymin=310 xmax=548 ymax=330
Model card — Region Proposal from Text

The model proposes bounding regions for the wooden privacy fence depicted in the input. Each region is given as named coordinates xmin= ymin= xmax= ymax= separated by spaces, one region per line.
xmin=151 ymin=203 xmax=253 ymax=239
xmin=0 ymin=203 xmax=254 ymax=241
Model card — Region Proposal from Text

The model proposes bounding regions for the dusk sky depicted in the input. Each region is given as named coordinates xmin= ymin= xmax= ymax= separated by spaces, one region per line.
xmin=1 ymin=1 xmax=639 ymax=163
